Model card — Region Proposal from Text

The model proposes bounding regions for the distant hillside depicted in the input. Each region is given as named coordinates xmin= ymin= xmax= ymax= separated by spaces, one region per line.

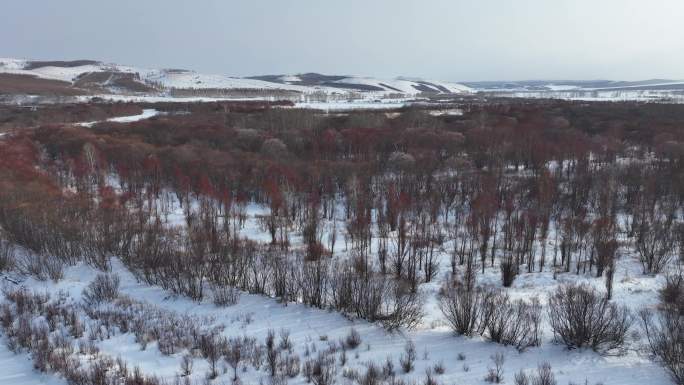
xmin=0 ymin=58 xmax=472 ymax=98
xmin=464 ymin=79 xmax=684 ymax=92
xmin=248 ymin=73 xmax=472 ymax=94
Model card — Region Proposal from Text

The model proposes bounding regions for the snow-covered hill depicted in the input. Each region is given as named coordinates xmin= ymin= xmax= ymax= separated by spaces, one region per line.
xmin=0 ymin=58 xmax=473 ymax=97
xmin=250 ymin=72 xmax=472 ymax=94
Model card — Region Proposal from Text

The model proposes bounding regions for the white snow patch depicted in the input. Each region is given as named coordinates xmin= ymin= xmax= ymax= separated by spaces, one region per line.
xmin=77 ymin=109 xmax=161 ymax=127
xmin=294 ymin=99 xmax=409 ymax=111
xmin=0 ymin=340 xmax=65 ymax=385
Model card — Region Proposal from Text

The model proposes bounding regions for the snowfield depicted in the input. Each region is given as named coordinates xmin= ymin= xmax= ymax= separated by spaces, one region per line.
xmin=77 ymin=108 xmax=161 ymax=127
xmin=331 ymin=77 xmax=471 ymax=95
xmin=488 ymin=89 xmax=684 ymax=103
xmin=0 ymin=343 xmax=65 ymax=385
xmin=292 ymin=99 xmax=411 ymax=111
xmin=143 ymin=70 xmax=315 ymax=93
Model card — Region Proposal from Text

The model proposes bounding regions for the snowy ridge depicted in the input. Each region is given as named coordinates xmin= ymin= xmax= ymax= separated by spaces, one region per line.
xmin=333 ymin=76 xmax=472 ymax=94
xmin=0 ymin=57 xmax=473 ymax=97
xmin=0 ymin=58 xmax=137 ymax=83
xmin=143 ymin=69 xmax=315 ymax=92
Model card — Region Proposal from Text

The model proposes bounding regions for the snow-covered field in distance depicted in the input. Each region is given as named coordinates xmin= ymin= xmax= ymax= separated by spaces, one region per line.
xmin=466 ymin=79 xmax=684 ymax=103
xmin=485 ymin=89 xmax=684 ymax=103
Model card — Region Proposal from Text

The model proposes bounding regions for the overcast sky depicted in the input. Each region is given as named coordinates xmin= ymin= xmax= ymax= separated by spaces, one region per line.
xmin=2 ymin=0 xmax=683 ymax=81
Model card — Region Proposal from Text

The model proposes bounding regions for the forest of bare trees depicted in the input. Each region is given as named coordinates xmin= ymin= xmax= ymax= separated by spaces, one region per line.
xmin=1 ymin=99 xmax=683 ymax=383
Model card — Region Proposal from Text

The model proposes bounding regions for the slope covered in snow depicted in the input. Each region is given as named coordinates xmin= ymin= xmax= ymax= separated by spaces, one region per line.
xmin=0 ymin=58 xmax=472 ymax=97
xmin=143 ymin=69 xmax=313 ymax=92
xmin=0 ymin=343 xmax=65 ymax=385
xmin=249 ymin=72 xmax=473 ymax=95
xmin=0 ymin=58 xmax=136 ymax=83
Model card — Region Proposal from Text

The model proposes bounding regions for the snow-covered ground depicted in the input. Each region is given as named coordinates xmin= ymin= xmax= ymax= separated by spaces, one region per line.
xmin=77 ymin=94 xmax=277 ymax=103
xmin=486 ymin=89 xmax=684 ymax=103
xmin=0 ymin=342 xmax=64 ymax=385
xmin=0 ymin=253 xmax=671 ymax=385
xmin=292 ymin=99 xmax=410 ymax=111
xmin=428 ymin=108 xmax=464 ymax=116
xmin=76 ymin=108 xmax=161 ymax=127
xmin=143 ymin=70 xmax=317 ymax=93
xmin=332 ymin=77 xmax=471 ymax=95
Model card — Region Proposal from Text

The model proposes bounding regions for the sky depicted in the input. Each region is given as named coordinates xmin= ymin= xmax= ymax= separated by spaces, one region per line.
xmin=1 ymin=0 xmax=683 ymax=81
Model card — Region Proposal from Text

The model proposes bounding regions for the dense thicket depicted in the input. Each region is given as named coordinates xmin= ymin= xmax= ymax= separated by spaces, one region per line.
xmin=2 ymin=99 xmax=684 ymax=332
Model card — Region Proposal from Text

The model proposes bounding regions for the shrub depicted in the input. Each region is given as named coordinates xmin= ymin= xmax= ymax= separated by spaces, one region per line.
xmin=345 ymin=328 xmax=362 ymax=349
xmin=180 ymin=353 xmax=193 ymax=376
xmin=484 ymin=352 xmax=504 ymax=383
xmin=433 ymin=361 xmax=445 ymax=375
xmin=399 ymin=341 xmax=416 ymax=373
xmin=660 ymin=272 xmax=684 ymax=315
xmin=640 ymin=307 xmax=684 ymax=384
xmin=635 ymin=216 xmax=675 ymax=274
xmin=424 ymin=368 xmax=438 ymax=385
xmin=266 ymin=330 xmax=279 ymax=377
xmin=279 ymin=328 xmax=293 ymax=351
xmin=514 ymin=370 xmax=529 ymax=385
xmin=44 ymin=257 xmax=64 ymax=281
xmin=532 ymin=362 xmax=556 ymax=385
xmin=382 ymin=356 xmax=395 ymax=378
xmin=0 ymin=241 xmax=13 ymax=271
xmin=338 ymin=347 xmax=347 ymax=366
xmin=481 ymin=292 xmax=542 ymax=351
xmin=225 ymin=337 xmax=244 ymax=381
xmin=547 ymin=284 xmax=632 ymax=354
xmin=82 ymin=273 xmax=120 ymax=306
xmin=360 ymin=362 xmax=382 ymax=385
xmin=500 ymin=259 xmax=518 ymax=287
xmin=199 ymin=334 xmax=222 ymax=379
xmin=308 ymin=353 xmax=336 ymax=385
xmin=438 ymin=282 xmax=484 ymax=336
xmin=380 ymin=281 xmax=424 ymax=331
xmin=211 ymin=285 xmax=240 ymax=307
xmin=282 ymin=354 xmax=301 ymax=378
xmin=19 ymin=253 xmax=63 ymax=281
xmin=440 ymin=283 xmax=541 ymax=351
